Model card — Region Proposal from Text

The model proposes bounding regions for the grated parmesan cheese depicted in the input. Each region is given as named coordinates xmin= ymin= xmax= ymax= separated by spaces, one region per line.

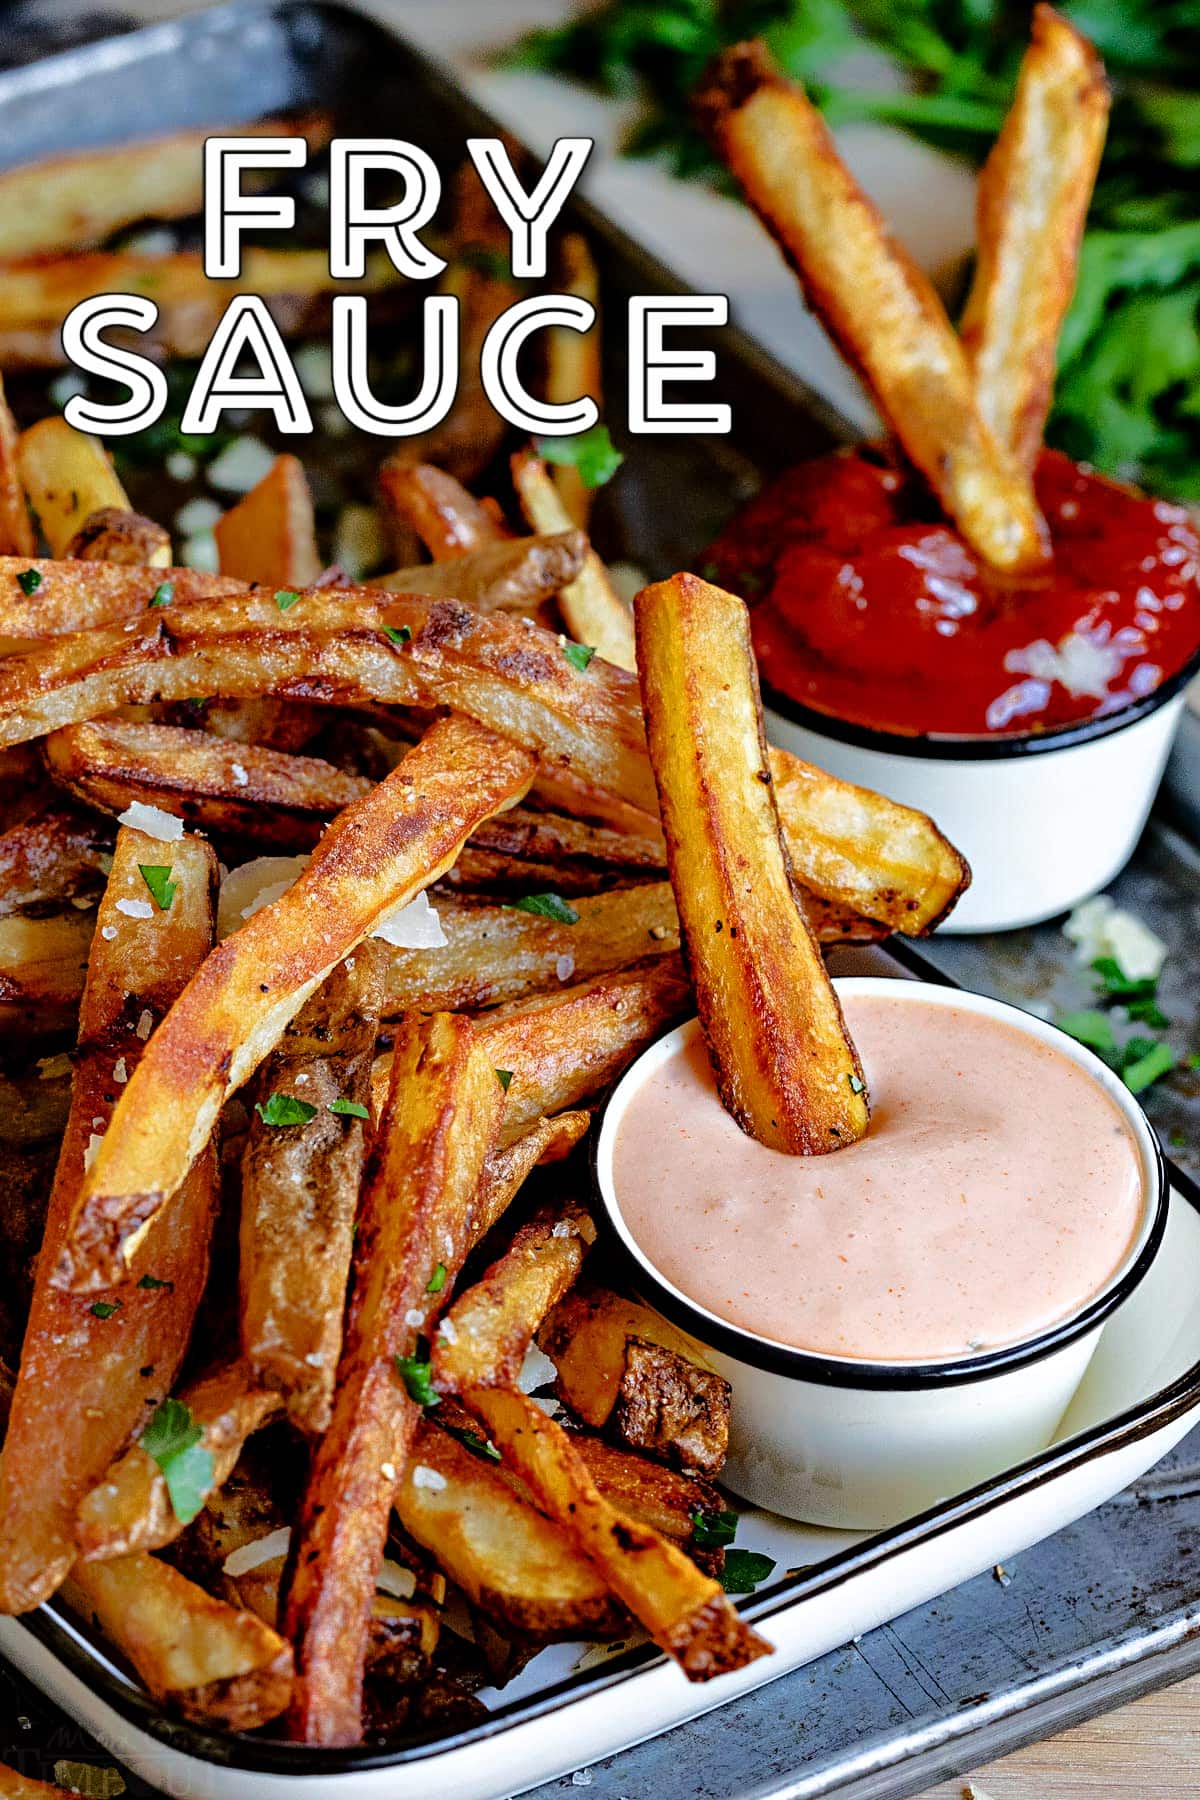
xmin=376 ymin=1559 xmax=417 ymax=1601
xmin=83 ymin=1132 xmax=104 ymax=1172
xmin=1063 ymin=894 xmax=1167 ymax=981
xmin=223 ymin=1527 xmax=292 ymax=1577
xmin=174 ymin=497 xmax=221 ymax=537
xmin=517 ymin=1343 xmax=558 ymax=1394
xmin=217 ymin=855 xmax=310 ymax=940
xmin=370 ymin=890 xmax=447 ymax=950
xmin=206 ymin=437 xmax=277 ymax=495
xmin=100 ymin=925 xmax=117 ymax=941
xmin=117 ymin=801 xmax=184 ymax=842
xmin=410 ymin=1465 xmax=446 ymax=1492
xmin=437 ymin=1316 xmax=457 ymax=1344
xmin=136 ymin=1010 xmax=154 ymax=1041
xmin=113 ymin=1057 xmax=128 ymax=1085
xmin=231 ymin=762 xmax=249 ymax=787
xmin=116 ymin=898 xmax=153 ymax=920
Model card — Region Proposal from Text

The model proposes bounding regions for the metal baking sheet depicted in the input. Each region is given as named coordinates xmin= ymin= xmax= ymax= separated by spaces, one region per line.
xmin=0 ymin=5 xmax=1197 ymax=1797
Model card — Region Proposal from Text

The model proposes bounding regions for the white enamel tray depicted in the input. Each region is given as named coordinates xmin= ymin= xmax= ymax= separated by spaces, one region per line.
xmin=4 ymin=949 xmax=1199 ymax=1800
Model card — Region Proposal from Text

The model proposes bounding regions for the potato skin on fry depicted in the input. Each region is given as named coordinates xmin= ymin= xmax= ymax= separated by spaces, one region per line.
xmin=635 ymin=573 xmax=868 ymax=1153
xmin=696 ymin=41 xmax=1048 ymax=574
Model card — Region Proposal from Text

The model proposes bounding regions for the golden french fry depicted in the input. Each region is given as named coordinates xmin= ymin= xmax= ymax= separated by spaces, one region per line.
xmin=64 ymin=507 xmax=171 ymax=567
xmin=475 ymin=1112 xmax=591 ymax=1229
xmin=696 ymin=41 xmax=1048 ymax=573
xmin=0 ymin=803 xmax=109 ymax=911
xmin=0 ymin=909 xmax=93 ymax=1035
xmin=378 ymin=531 xmax=587 ymax=612
xmin=546 ymin=233 xmax=603 ymax=527
xmin=0 ymin=557 xmax=240 ymax=635
xmin=0 ymin=378 xmax=33 ymax=557
xmin=0 ymin=827 xmax=218 ymax=1613
xmin=56 ymin=716 xmax=534 ymax=1291
xmin=17 ymin=418 xmax=137 ymax=557
xmin=377 ymin=460 xmax=507 ymax=561
xmin=74 ymin=1361 xmax=279 ymax=1562
xmin=512 ymin=451 xmax=637 ymax=671
xmin=432 ymin=1201 xmax=596 ymax=1393
xmin=215 ymin=453 xmax=322 ymax=589
xmin=283 ymin=1013 xmax=505 ymax=1747
xmin=572 ymin=1435 xmax=729 ymax=1574
xmin=961 ymin=6 xmax=1109 ymax=469
xmin=636 ymin=572 xmax=867 ymax=1152
xmin=463 ymin=1385 xmax=771 ymax=1679
xmin=64 ymin=1552 xmax=293 ymax=1730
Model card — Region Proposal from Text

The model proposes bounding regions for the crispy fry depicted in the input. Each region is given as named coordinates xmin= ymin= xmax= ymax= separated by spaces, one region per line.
xmin=378 ymin=531 xmax=587 ymax=612
xmin=512 ymin=452 xmax=637 ymax=671
xmin=0 ymin=803 xmax=109 ymax=910
xmin=696 ymin=41 xmax=1048 ymax=573
xmin=0 ymin=378 xmax=33 ymax=557
xmin=475 ymin=1113 xmax=591 ymax=1228
xmin=283 ymin=1013 xmax=505 ymax=1746
xmin=571 ymin=1435 xmax=728 ymax=1574
xmin=961 ymin=6 xmax=1109 ymax=470
xmin=0 ymin=115 xmax=331 ymax=259
xmin=56 ymin=717 xmax=533 ymax=1290
xmin=241 ymin=946 xmax=386 ymax=1431
xmin=215 ymin=453 xmax=321 ymax=589
xmin=463 ymin=1385 xmax=770 ymax=1679
xmin=477 ymin=955 xmax=693 ymax=1145
xmin=378 ymin=461 xmax=506 ymax=561
xmin=75 ymin=1361 xmax=279 ymax=1562
xmin=546 ymin=234 xmax=603 ymax=527
xmin=0 ymin=576 xmax=655 ymax=812
xmin=432 ymin=1202 xmax=596 ymax=1393
xmin=396 ymin=1416 xmax=625 ymax=1640
xmin=64 ymin=507 xmax=172 ymax=567
xmin=0 ymin=557 xmax=241 ymax=635
xmin=17 ymin=418 xmax=134 ymax=557
xmin=0 ymin=827 xmax=218 ymax=1613
xmin=636 ymin=573 xmax=867 ymax=1153
xmin=541 ymin=1287 xmax=731 ymax=1478
xmin=0 ymin=909 xmax=92 ymax=1035
xmin=64 ymin=1553 xmax=293 ymax=1729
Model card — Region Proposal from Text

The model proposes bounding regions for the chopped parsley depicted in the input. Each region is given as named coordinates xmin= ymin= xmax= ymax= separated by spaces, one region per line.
xmin=562 ymin=641 xmax=597 ymax=673
xmin=148 ymin=581 xmax=174 ymax=608
xmin=274 ymin=589 xmax=301 ymax=612
xmin=720 ymin=1548 xmax=776 ymax=1595
xmin=506 ymin=893 xmax=580 ymax=924
xmin=1057 ymin=957 xmax=1181 ymax=1096
xmin=447 ymin=1424 xmax=502 ymax=1463
xmin=138 ymin=1273 xmax=172 ymax=1291
xmin=140 ymin=1398 xmax=214 ymax=1525
xmin=89 ymin=1300 xmax=121 ymax=1320
xmin=328 ymin=1097 xmax=370 ymax=1120
xmin=384 ymin=625 xmax=412 ymax=646
xmin=535 ymin=423 xmax=623 ymax=489
xmin=848 ymin=1072 xmax=865 ymax=1095
xmin=426 ymin=1263 xmax=448 ymax=1294
xmin=138 ymin=864 xmax=178 ymax=911
xmin=255 ymin=1092 xmax=318 ymax=1127
xmin=15 ymin=568 xmax=41 ymax=596
xmin=395 ymin=1351 xmax=438 ymax=1408
xmin=691 ymin=1507 xmax=738 ymax=1551
xmin=495 ymin=1068 xmax=514 ymax=1092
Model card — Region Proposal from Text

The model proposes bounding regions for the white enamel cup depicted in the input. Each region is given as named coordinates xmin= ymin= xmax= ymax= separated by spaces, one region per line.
xmin=593 ymin=982 xmax=1168 ymax=1529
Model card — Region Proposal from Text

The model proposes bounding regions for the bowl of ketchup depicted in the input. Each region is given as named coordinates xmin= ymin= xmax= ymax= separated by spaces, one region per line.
xmin=705 ymin=447 xmax=1200 ymax=932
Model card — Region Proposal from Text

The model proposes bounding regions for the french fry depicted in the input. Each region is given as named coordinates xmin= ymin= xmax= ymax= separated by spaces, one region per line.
xmin=476 ymin=955 xmax=693 ymax=1145
xmin=63 ymin=1552 xmax=293 ymax=1730
xmin=395 ymin=1416 xmax=625 ymax=1640
xmin=961 ymin=6 xmax=1109 ymax=470
xmin=56 ymin=716 xmax=534 ymax=1290
xmin=512 ymin=452 xmax=637 ymax=672
xmin=283 ymin=1013 xmax=505 ymax=1746
xmin=64 ymin=507 xmax=171 ymax=567
xmin=17 ymin=418 xmax=139 ymax=557
xmin=377 ymin=461 xmax=507 ymax=562
xmin=378 ymin=531 xmax=587 ymax=612
xmin=571 ymin=1435 xmax=729 ymax=1574
xmin=463 ymin=1385 xmax=771 ymax=1679
xmin=0 ymin=576 xmax=655 ymax=813
xmin=432 ymin=1202 xmax=596 ymax=1394
xmin=475 ymin=1113 xmax=591 ymax=1229
xmin=696 ymin=41 xmax=1048 ymax=574
xmin=0 ymin=826 xmax=218 ymax=1613
xmin=241 ymin=946 xmax=386 ymax=1431
xmin=0 ymin=115 xmax=331 ymax=259
xmin=0 ymin=557 xmax=241 ymax=635
xmin=215 ymin=453 xmax=322 ymax=589
xmin=0 ymin=803 xmax=109 ymax=910
xmin=0 ymin=909 xmax=92 ymax=1035
xmin=0 ymin=378 xmax=33 ymax=557
xmin=546 ymin=234 xmax=603 ymax=527
xmin=75 ymin=1360 xmax=279 ymax=1562
xmin=541 ymin=1287 xmax=731 ymax=1478
xmin=635 ymin=573 xmax=868 ymax=1153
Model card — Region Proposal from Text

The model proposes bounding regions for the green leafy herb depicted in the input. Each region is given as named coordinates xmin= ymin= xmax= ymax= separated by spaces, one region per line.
xmin=1057 ymin=1009 xmax=1118 ymax=1057
xmin=720 ymin=1548 xmax=776 ymax=1594
xmin=848 ymin=1072 xmax=865 ymax=1095
xmin=148 ymin=581 xmax=175 ymax=608
xmin=328 ymin=1097 xmax=370 ymax=1119
xmin=691 ymin=1507 xmax=738 ymax=1550
xmin=506 ymin=893 xmax=580 ymax=924
xmin=384 ymin=624 xmax=412 ymax=646
xmin=138 ymin=1273 xmax=172 ymax=1291
xmin=138 ymin=864 xmax=178 ymax=911
xmin=89 ymin=1300 xmax=121 ymax=1320
xmin=16 ymin=568 xmax=41 ymax=596
xmin=426 ymin=1263 xmax=448 ymax=1294
xmin=274 ymin=589 xmax=301 ymax=612
xmin=140 ymin=1398 xmax=214 ymax=1524
xmin=562 ymin=640 xmax=597 ymax=673
xmin=495 ymin=1068 xmax=514 ymax=1091
xmin=255 ymin=1092 xmax=318 ymax=1127
xmin=535 ymin=423 xmax=624 ymax=488
xmin=1122 ymin=1039 xmax=1177 ymax=1094
xmin=446 ymin=1424 xmax=502 ymax=1462
xmin=395 ymin=1351 xmax=439 ymax=1408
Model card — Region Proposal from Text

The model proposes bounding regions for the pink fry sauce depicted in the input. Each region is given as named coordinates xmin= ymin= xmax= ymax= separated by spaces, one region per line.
xmin=613 ymin=995 xmax=1144 ymax=1364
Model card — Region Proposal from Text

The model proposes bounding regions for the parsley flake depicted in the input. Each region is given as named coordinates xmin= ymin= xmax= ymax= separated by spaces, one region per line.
xmin=328 ymin=1097 xmax=370 ymax=1120
xmin=138 ymin=1273 xmax=172 ymax=1291
xmin=274 ymin=589 xmax=301 ymax=611
xmin=848 ymin=1073 xmax=865 ymax=1095
xmin=395 ymin=1352 xmax=438 ymax=1408
xmin=506 ymin=893 xmax=580 ymax=924
xmin=140 ymin=1398 xmax=214 ymax=1524
xmin=562 ymin=641 xmax=596 ymax=673
xmin=16 ymin=568 xmax=42 ymax=596
xmin=447 ymin=1424 xmax=501 ymax=1463
xmin=255 ymin=1092 xmax=318 ymax=1127
xmin=89 ymin=1300 xmax=121 ymax=1320
xmin=720 ymin=1548 xmax=776 ymax=1595
xmin=426 ymin=1263 xmax=447 ymax=1294
xmin=691 ymin=1508 xmax=738 ymax=1551
xmin=495 ymin=1068 xmax=514 ymax=1092
xmin=148 ymin=581 xmax=174 ymax=608
xmin=138 ymin=864 xmax=178 ymax=911
xmin=535 ymin=424 xmax=623 ymax=489
xmin=384 ymin=625 xmax=411 ymax=646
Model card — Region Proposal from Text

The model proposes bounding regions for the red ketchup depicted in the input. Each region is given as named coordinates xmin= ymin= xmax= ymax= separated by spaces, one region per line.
xmin=705 ymin=448 xmax=1200 ymax=737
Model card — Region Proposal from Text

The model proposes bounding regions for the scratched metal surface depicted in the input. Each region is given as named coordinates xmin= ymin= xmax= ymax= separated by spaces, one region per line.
xmin=0 ymin=6 xmax=1198 ymax=1798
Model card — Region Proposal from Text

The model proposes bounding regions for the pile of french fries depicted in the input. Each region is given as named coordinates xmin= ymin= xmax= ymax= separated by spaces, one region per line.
xmin=0 ymin=100 xmax=980 ymax=1769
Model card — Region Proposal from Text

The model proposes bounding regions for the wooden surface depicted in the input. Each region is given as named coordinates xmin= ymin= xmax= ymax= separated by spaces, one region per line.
xmin=919 ymin=1672 xmax=1200 ymax=1796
